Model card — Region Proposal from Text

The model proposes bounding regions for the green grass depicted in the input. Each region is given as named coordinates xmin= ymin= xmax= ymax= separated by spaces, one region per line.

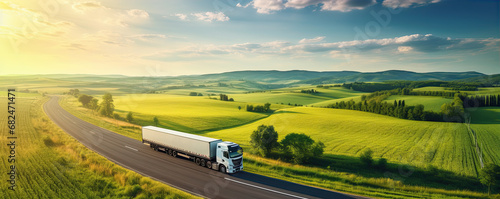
xmin=469 ymin=107 xmax=500 ymax=166
xmin=413 ymin=86 xmax=500 ymax=95
xmin=383 ymin=95 xmax=453 ymax=112
xmin=206 ymin=107 xmax=481 ymax=176
xmin=0 ymin=96 xmax=198 ymax=199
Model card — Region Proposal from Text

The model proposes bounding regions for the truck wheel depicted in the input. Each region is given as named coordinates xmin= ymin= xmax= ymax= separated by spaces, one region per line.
xmin=168 ymin=149 xmax=173 ymax=156
xmin=200 ymin=159 xmax=206 ymax=167
xmin=195 ymin=158 xmax=201 ymax=166
xmin=172 ymin=151 xmax=177 ymax=158
xmin=219 ymin=165 xmax=226 ymax=174
xmin=206 ymin=161 xmax=212 ymax=169
xmin=154 ymin=145 xmax=159 ymax=151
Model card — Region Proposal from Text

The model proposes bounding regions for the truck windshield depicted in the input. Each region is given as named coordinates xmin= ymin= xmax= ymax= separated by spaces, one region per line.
xmin=228 ymin=145 xmax=243 ymax=158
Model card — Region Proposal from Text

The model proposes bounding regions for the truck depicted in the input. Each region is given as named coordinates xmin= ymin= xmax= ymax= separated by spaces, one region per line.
xmin=142 ymin=126 xmax=243 ymax=174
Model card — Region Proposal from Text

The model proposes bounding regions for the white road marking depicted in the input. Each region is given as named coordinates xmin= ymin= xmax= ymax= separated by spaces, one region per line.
xmin=125 ymin=146 xmax=138 ymax=151
xmin=224 ymin=177 xmax=308 ymax=199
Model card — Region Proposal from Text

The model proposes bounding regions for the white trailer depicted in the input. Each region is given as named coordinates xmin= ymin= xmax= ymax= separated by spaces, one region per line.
xmin=142 ymin=126 xmax=243 ymax=174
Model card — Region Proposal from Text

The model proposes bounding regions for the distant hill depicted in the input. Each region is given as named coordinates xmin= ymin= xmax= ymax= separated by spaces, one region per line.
xmin=455 ymin=74 xmax=500 ymax=85
xmin=299 ymin=70 xmax=486 ymax=84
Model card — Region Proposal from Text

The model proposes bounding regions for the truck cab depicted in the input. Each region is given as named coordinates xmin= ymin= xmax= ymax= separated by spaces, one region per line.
xmin=216 ymin=141 xmax=243 ymax=173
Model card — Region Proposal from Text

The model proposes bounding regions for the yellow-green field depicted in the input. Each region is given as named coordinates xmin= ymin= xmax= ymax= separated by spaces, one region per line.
xmin=206 ymin=107 xmax=480 ymax=176
xmin=383 ymin=95 xmax=453 ymax=112
xmin=0 ymin=95 xmax=197 ymax=198
xmin=469 ymin=107 xmax=500 ymax=165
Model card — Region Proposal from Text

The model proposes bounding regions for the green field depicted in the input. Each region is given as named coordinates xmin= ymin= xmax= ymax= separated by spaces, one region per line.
xmin=414 ymin=86 xmax=500 ymax=95
xmin=383 ymin=95 xmax=453 ymax=112
xmin=469 ymin=107 xmax=500 ymax=166
xmin=0 ymin=96 xmax=196 ymax=198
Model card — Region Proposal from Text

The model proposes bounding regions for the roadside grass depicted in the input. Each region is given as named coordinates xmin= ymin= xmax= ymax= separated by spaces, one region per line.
xmin=383 ymin=95 xmax=453 ymax=112
xmin=0 ymin=96 xmax=198 ymax=198
xmin=59 ymin=96 xmax=499 ymax=198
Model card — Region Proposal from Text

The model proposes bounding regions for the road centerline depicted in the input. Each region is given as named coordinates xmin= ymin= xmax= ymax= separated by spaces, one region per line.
xmin=125 ymin=145 xmax=138 ymax=151
xmin=224 ymin=177 xmax=308 ymax=199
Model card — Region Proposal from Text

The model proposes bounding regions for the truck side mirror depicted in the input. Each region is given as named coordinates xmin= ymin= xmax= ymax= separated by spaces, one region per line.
xmin=223 ymin=151 xmax=229 ymax=159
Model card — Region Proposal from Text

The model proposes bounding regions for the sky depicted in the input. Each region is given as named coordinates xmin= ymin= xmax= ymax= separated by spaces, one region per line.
xmin=0 ymin=0 xmax=499 ymax=76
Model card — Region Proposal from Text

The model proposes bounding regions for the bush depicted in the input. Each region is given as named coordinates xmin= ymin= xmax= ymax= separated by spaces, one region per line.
xmin=360 ymin=148 xmax=374 ymax=167
xmin=376 ymin=158 xmax=388 ymax=170
xmin=280 ymin=133 xmax=325 ymax=164
xmin=126 ymin=112 xmax=134 ymax=123
xmin=113 ymin=113 xmax=121 ymax=120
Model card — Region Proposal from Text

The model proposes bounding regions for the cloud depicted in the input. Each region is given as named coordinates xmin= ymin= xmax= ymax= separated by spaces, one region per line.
xmin=174 ymin=13 xmax=188 ymax=20
xmin=129 ymin=34 xmax=167 ymax=41
xmin=72 ymin=1 xmax=105 ymax=12
xmin=192 ymin=12 xmax=229 ymax=22
xmin=382 ymin=0 xmax=441 ymax=9
xmin=299 ymin=36 xmax=325 ymax=43
xmin=159 ymin=34 xmax=499 ymax=59
xmin=253 ymin=0 xmax=285 ymax=14
xmin=236 ymin=2 xmax=251 ymax=8
xmin=251 ymin=0 xmax=375 ymax=13
xmin=127 ymin=9 xmax=149 ymax=19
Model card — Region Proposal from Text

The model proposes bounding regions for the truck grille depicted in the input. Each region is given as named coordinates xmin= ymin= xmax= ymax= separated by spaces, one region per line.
xmin=232 ymin=157 xmax=242 ymax=166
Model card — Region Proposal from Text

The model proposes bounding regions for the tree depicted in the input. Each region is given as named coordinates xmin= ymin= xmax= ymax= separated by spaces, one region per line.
xmin=153 ymin=116 xmax=159 ymax=126
xmin=479 ymin=163 xmax=500 ymax=195
xmin=264 ymin=103 xmax=271 ymax=112
xmin=238 ymin=106 xmax=241 ymax=111
xmin=68 ymin=89 xmax=80 ymax=97
xmin=78 ymin=94 xmax=94 ymax=108
xmin=280 ymin=133 xmax=325 ymax=164
xmin=98 ymin=93 xmax=114 ymax=117
xmin=89 ymin=98 xmax=99 ymax=110
xmin=250 ymin=125 xmax=279 ymax=157
xmin=189 ymin=92 xmax=198 ymax=96
xmin=126 ymin=112 xmax=134 ymax=123
xmin=360 ymin=148 xmax=374 ymax=167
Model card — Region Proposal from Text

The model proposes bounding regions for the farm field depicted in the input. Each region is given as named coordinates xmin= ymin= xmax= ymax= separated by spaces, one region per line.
xmin=414 ymin=86 xmax=500 ymax=95
xmin=0 ymin=96 xmax=196 ymax=199
xmin=206 ymin=107 xmax=481 ymax=176
xmin=383 ymin=95 xmax=452 ymax=112
xmin=468 ymin=107 xmax=500 ymax=165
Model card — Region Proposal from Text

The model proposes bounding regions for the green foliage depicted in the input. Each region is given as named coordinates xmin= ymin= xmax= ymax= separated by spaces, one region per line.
xmin=479 ymin=163 xmax=500 ymax=195
xmin=126 ymin=111 xmax=134 ymax=122
xmin=247 ymin=103 xmax=271 ymax=113
xmin=78 ymin=94 xmax=94 ymax=108
xmin=280 ymin=133 xmax=325 ymax=164
xmin=250 ymin=125 xmax=279 ymax=157
xmin=376 ymin=158 xmax=388 ymax=170
xmin=153 ymin=116 xmax=159 ymax=126
xmin=189 ymin=92 xmax=198 ymax=96
xmin=113 ymin=113 xmax=121 ymax=120
xmin=99 ymin=92 xmax=115 ymax=117
xmin=68 ymin=88 xmax=80 ymax=97
xmin=360 ymin=148 xmax=374 ymax=167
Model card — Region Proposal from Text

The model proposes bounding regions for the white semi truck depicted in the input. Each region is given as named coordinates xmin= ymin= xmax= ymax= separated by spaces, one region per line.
xmin=142 ymin=126 xmax=243 ymax=174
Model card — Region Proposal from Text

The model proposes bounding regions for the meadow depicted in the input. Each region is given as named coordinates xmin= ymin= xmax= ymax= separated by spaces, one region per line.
xmin=0 ymin=95 xmax=197 ymax=198
xmin=383 ymin=95 xmax=452 ymax=112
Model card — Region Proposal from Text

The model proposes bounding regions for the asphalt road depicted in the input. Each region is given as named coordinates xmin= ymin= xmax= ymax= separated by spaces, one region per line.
xmin=44 ymin=96 xmax=368 ymax=199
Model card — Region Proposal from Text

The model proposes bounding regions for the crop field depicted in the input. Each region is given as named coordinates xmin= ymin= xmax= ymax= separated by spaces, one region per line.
xmin=205 ymin=107 xmax=483 ymax=176
xmin=383 ymin=95 xmax=452 ymax=112
xmin=0 ymin=96 xmax=196 ymax=198
xmin=414 ymin=86 xmax=500 ymax=95
xmin=468 ymin=107 xmax=500 ymax=165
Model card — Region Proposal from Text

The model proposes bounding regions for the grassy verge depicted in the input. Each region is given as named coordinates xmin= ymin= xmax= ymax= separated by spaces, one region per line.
xmin=0 ymin=95 xmax=198 ymax=198
xmin=58 ymin=95 xmax=497 ymax=198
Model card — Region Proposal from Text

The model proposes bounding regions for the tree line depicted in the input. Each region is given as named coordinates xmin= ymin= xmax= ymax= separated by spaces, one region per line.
xmin=343 ymin=81 xmax=491 ymax=93
xmin=246 ymin=103 xmax=271 ymax=113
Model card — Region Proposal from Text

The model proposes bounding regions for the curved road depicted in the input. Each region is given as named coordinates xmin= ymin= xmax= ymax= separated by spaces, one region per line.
xmin=44 ymin=96 xmax=367 ymax=199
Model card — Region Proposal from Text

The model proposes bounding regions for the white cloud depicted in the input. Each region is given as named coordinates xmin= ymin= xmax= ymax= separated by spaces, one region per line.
xmin=174 ymin=13 xmax=188 ymax=20
xmin=251 ymin=0 xmax=375 ymax=14
xmin=161 ymin=34 xmax=499 ymax=58
xmin=192 ymin=12 xmax=229 ymax=22
xmin=127 ymin=9 xmax=149 ymax=19
xmin=382 ymin=0 xmax=441 ymax=9
xmin=129 ymin=34 xmax=167 ymax=41
xmin=253 ymin=0 xmax=285 ymax=14
xmin=299 ymin=36 xmax=325 ymax=43
xmin=398 ymin=46 xmax=413 ymax=53
xmin=236 ymin=2 xmax=251 ymax=8
xmin=72 ymin=1 xmax=105 ymax=12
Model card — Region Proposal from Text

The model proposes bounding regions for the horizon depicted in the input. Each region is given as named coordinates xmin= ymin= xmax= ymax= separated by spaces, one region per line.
xmin=0 ymin=69 xmax=495 ymax=78
xmin=1 ymin=0 xmax=499 ymax=76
